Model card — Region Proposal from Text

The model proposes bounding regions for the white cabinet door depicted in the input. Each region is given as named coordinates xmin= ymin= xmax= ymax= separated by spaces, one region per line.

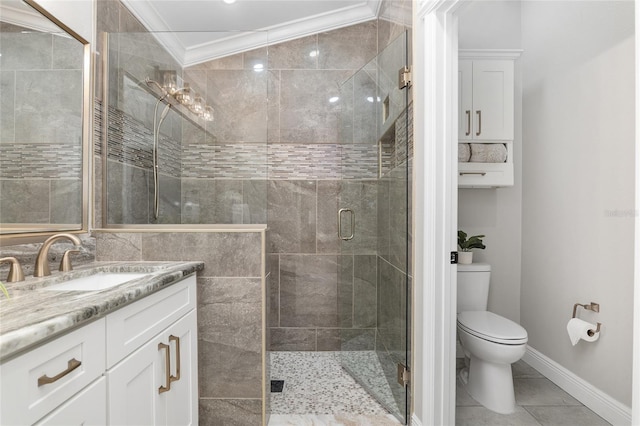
xmin=458 ymin=59 xmax=514 ymax=141
xmin=35 ymin=377 xmax=106 ymax=426
xmin=164 ymin=310 xmax=198 ymax=426
xmin=107 ymin=331 xmax=164 ymax=426
xmin=107 ymin=310 xmax=198 ymax=426
xmin=458 ymin=60 xmax=474 ymax=141
xmin=472 ymin=60 xmax=514 ymax=140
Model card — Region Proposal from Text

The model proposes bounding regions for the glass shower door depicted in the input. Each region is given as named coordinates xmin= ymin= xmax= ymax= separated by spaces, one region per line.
xmin=338 ymin=31 xmax=410 ymax=424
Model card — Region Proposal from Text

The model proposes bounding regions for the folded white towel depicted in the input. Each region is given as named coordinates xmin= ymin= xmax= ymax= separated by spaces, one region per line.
xmin=470 ymin=143 xmax=507 ymax=163
xmin=458 ymin=143 xmax=471 ymax=162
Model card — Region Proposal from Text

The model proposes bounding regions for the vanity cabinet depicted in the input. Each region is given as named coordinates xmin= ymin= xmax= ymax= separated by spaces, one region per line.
xmin=106 ymin=276 xmax=198 ymax=426
xmin=458 ymin=58 xmax=514 ymax=141
xmin=0 ymin=318 xmax=106 ymax=425
xmin=35 ymin=378 xmax=107 ymax=425
xmin=0 ymin=273 xmax=197 ymax=426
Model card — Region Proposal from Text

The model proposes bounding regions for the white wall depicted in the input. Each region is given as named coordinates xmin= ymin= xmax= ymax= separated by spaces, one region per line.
xmin=520 ymin=0 xmax=635 ymax=406
xmin=458 ymin=0 xmax=523 ymax=322
xmin=34 ymin=0 xmax=95 ymax=44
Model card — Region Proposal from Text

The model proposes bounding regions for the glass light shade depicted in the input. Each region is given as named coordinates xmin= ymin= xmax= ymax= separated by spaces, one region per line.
xmin=202 ymin=105 xmax=214 ymax=122
xmin=190 ymin=95 xmax=204 ymax=115
xmin=163 ymin=72 xmax=177 ymax=95
xmin=176 ymin=83 xmax=194 ymax=106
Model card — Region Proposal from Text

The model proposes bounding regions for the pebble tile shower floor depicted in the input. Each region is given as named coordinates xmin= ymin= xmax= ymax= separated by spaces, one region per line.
xmin=268 ymin=351 xmax=400 ymax=425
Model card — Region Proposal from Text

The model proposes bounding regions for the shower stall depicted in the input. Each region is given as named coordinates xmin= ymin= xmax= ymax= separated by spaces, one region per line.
xmin=103 ymin=25 xmax=411 ymax=424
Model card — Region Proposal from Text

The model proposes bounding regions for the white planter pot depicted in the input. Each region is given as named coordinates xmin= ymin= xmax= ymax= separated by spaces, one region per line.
xmin=458 ymin=251 xmax=473 ymax=264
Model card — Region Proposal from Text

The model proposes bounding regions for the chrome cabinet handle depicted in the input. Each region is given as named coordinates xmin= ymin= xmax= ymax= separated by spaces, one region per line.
xmin=338 ymin=208 xmax=355 ymax=241
xmin=169 ymin=335 xmax=181 ymax=383
xmin=465 ymin=110 xmax=471 ymax=136
xmin=459 ymin=172 xmax=487 ymax=176
xmin=38 ymin=358 xmax=82 ymax=387
xmin=158 ymin=342 xmax=171 ymax=394
xmin=475 ymin=110 xmax=482 ymax=136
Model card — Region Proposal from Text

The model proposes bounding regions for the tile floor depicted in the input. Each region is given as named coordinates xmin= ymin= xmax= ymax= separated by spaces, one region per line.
xmin=455 ymin=359 xmax=612 ymax=426
xmin=268 ymin=351 xmax=611 ymax=426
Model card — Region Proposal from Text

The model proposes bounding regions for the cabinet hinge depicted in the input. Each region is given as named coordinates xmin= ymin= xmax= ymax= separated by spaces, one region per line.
xmin=397 ymin=363 xmax=410 ymax=387
xmin=399 ymin=66 xmax=411 ymax=89
xmin=450 ymin=251 xmax=458 ymax=264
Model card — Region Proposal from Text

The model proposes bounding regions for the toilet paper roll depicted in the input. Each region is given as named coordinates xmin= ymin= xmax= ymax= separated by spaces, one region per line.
xmin=566 ymin=318 xmax=600 ymax=346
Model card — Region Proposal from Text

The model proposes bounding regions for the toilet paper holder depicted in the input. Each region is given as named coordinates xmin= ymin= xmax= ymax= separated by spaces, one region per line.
xmin=572 ymin=302 xmax=602 ymax=336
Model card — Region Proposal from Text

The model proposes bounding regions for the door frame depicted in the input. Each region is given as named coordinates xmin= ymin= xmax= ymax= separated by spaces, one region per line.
xmin=413 ymin=0 xmax=461 ymax=424
xmin=414 ymin=0 xmax=640 ymax=425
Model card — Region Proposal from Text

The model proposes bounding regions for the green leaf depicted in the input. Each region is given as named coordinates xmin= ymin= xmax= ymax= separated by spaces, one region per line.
xmin=0 ymin=281 xmax=9 ymax=300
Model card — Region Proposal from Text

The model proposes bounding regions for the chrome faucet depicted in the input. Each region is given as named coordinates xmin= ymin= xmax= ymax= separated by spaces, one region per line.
xmin=0 ymin=257 xmax=25 ymax=282
xmin=34 ymin=234 xmax=82 ymax=277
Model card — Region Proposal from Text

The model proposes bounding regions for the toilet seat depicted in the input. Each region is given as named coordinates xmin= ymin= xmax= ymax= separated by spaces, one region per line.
xmin=457 ymin=311 xmax=528 ymax=345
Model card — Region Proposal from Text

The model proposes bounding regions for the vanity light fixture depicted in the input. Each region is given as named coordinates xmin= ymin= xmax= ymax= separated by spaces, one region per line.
xmin=146 ymin=72 xmax=213 ymax=122
xmin=223 ymin=0 xmax=237 ymax=4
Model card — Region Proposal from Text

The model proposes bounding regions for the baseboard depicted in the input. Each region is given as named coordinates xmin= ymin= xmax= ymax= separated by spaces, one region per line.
xmin=523 ymin=345 xmax=631 ymax=425
xmin=410 ymin=413 xmax=422 ymax=426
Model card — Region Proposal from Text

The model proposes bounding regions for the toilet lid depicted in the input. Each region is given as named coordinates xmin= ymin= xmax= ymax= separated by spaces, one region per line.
xmin=457 ymin=311 xmax=528 ymax=345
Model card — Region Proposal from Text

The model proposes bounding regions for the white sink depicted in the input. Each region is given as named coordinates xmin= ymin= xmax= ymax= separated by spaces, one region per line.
xmin=44 ymin=272 xmax=149 ymax=291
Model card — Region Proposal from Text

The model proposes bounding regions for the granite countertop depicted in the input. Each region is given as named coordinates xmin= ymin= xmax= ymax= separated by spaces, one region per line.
xmin=0 ymin=261 xmax=204 ymax=361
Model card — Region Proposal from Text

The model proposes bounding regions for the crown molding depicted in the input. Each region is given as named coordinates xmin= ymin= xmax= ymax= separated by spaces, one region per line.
xmin=121 ymin=0 xmax=381 ymax=67
xmin=184 ymin=2 xmax=378 ymax=66
xmin=0 ymin=3 xmax=62 ymax=33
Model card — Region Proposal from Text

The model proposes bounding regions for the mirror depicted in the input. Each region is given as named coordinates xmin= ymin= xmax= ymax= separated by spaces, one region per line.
xmin=0 ymin=0 xmax=90 ymax=243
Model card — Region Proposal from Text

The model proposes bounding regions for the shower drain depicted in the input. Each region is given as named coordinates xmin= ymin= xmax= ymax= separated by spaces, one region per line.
xmin=270 ymin=380 xmax=285 ymax=393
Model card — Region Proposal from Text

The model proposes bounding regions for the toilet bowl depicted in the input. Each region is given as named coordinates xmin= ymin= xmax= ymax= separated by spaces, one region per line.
xmin=457 ymin=311 xmax=527 ymax=413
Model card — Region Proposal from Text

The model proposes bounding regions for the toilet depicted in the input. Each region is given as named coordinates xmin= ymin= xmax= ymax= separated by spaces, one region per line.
xmin=457 ymin=263 xmax=528 ymax=414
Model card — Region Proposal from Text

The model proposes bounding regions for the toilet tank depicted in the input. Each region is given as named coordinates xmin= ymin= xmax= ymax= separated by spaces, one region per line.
xmin=457 ymin=263 xmax=491 ymax=313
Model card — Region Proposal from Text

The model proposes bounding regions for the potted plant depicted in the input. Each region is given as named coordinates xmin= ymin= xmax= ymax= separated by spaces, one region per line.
xmin=458 ymin=230 xmax=486 ymax=264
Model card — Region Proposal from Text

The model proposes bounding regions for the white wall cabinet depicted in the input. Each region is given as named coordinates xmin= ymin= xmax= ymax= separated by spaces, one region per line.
xmin=458 ymin=50 xmax=521 ymax=188
xmin=459 ymin=58 xmax=514 ymax=141
xmin=0 ymin=274 xmax=197 ymax=426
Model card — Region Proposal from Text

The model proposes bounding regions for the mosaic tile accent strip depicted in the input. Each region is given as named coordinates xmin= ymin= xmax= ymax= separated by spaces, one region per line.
xmin=0 ymin=143 xmax=82 ymax=179
xmin=106 ymin=105 xmax=182 ymax=178
xmin=182 ymin=143 xmax=377 ymax=181
xmin=341 ymin=144 xmax=379 ymax=180
xmin=268 ymin=144 xmax=342 ymax=180
xmin=269 ymin=351 xmax=393 ymax=416
xmin=182 ymin=143 xmax=267 ymax=179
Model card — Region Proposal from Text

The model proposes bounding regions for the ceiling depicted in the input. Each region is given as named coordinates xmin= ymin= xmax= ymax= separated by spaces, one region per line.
xmin=122 ymin=0 xmax=382 ymax=66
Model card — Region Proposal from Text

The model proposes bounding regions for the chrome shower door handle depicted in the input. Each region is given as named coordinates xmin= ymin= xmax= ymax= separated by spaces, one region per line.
xmin=338 ymin=208 xmax=355 ymax=241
